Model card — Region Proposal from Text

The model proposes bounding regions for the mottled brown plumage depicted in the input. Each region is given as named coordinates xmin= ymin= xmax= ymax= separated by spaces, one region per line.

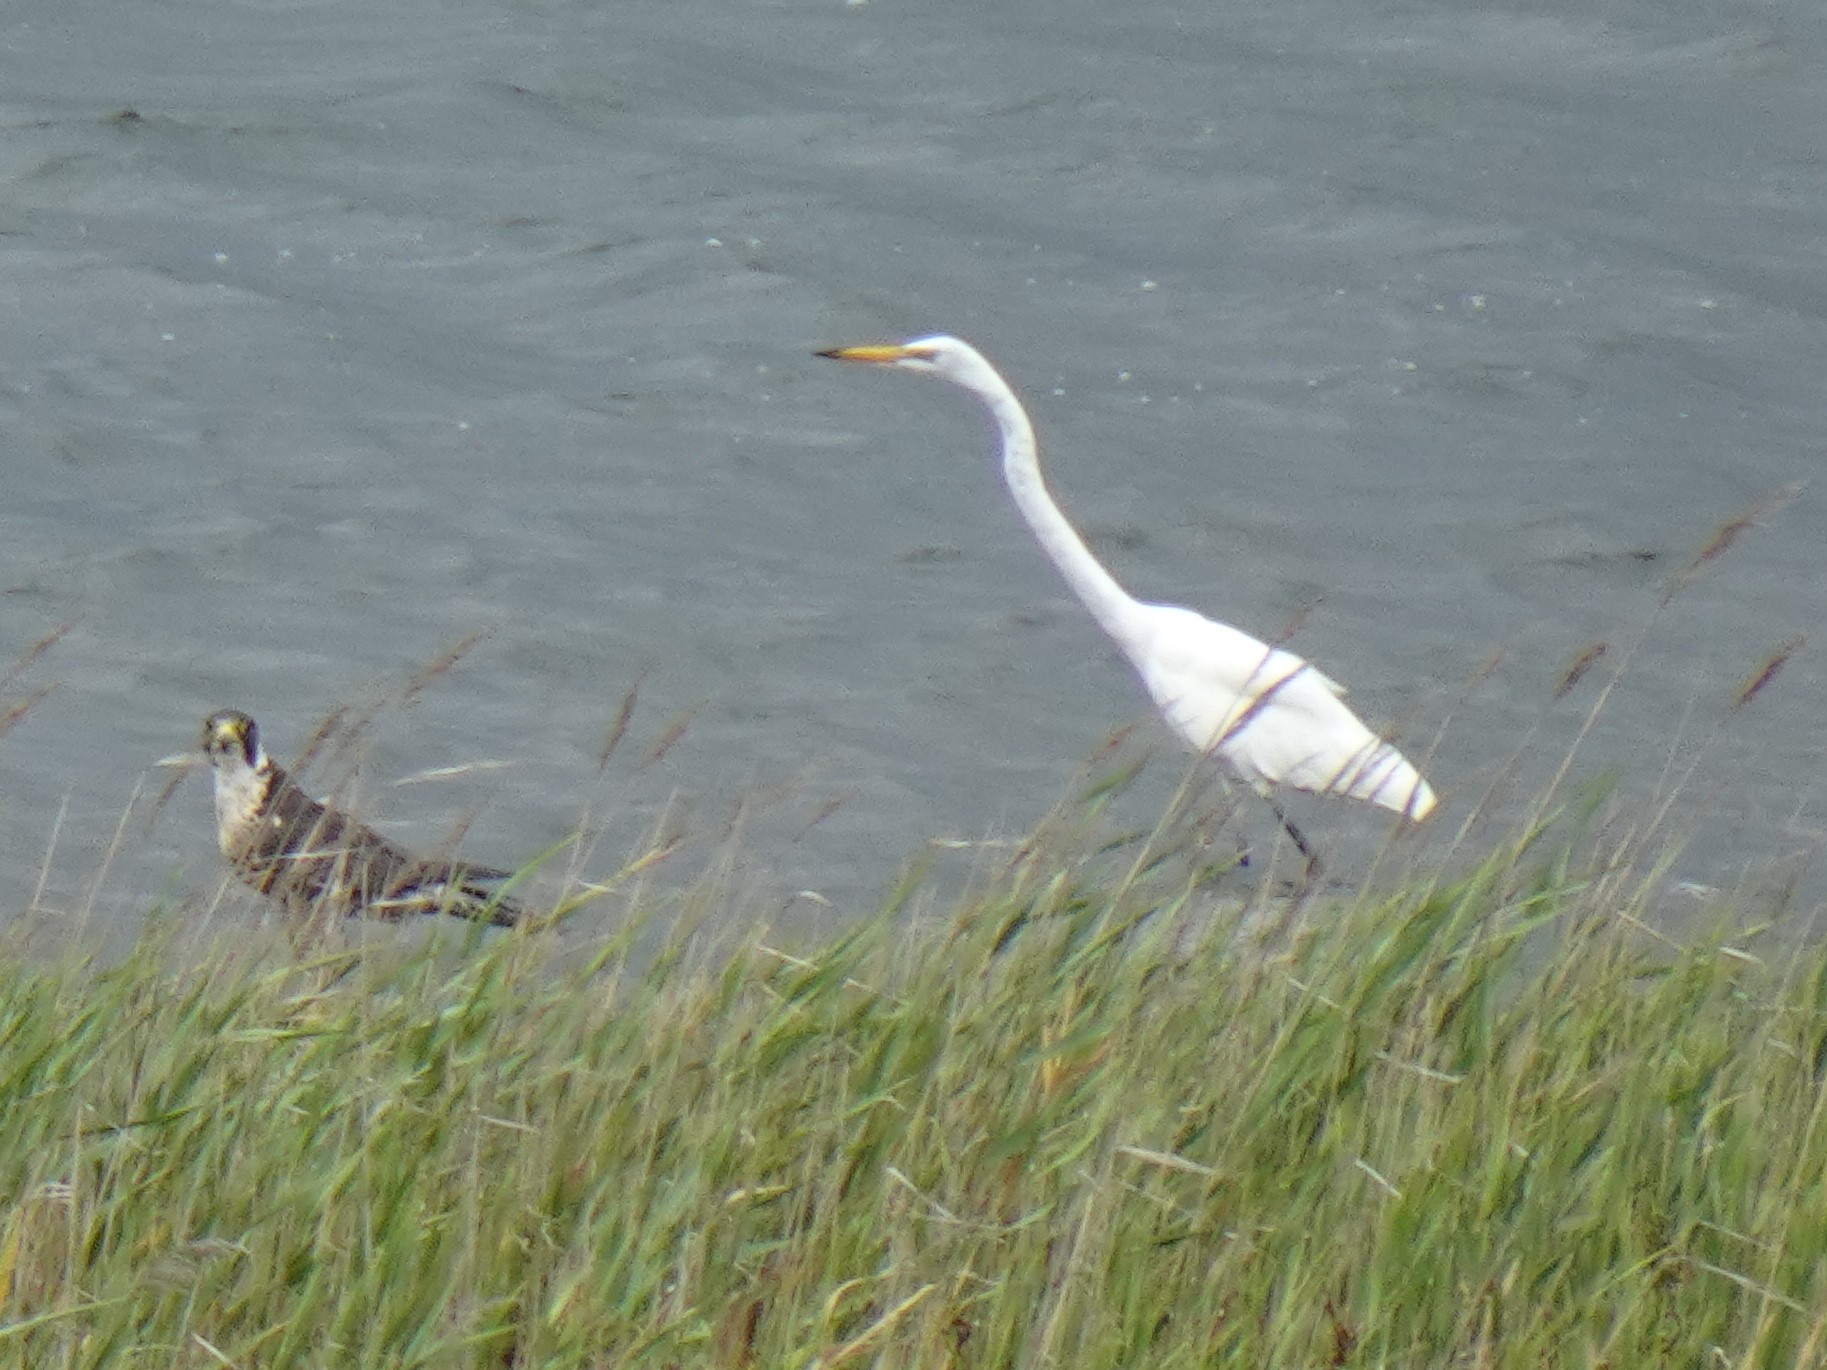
xmin=198 ymin=710 xmax=521 ymax=927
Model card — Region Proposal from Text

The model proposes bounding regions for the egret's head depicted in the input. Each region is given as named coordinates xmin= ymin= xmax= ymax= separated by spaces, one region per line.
xmin=201 ymin=709 xmax=266 ymax=775
xmin=816 ymin=335 xmax=971 ymax=378
xmin=819 ymin=333 xmax=1016 ymax=414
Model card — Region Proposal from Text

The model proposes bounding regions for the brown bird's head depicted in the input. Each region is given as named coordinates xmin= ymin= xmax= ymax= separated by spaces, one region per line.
xmin=201 ymin=709 xmax=267 ymax=776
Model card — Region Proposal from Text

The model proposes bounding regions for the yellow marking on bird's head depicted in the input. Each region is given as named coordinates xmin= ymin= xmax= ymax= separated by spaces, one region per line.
xmin=204 ymin=711 xmax=252 ymax=749
xmin=201 ymin=709 xmax=264 ymax=772
xmin=816 ymin=342 xmax=936 ymax=364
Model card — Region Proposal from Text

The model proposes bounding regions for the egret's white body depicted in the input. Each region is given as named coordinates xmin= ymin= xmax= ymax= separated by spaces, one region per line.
xmin=818 ymin=334 xmax=1435 ymax=858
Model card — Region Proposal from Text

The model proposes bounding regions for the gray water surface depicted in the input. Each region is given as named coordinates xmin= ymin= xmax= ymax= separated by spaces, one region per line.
xmin=3 ymin=0 xmax=1825 ymax=935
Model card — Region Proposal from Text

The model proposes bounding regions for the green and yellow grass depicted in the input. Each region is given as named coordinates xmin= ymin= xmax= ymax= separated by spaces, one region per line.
xmin=2 ymin=799 xmax=1825 ymax=1369
xmin=2 ymin=487 xmax=1819 ymax=1367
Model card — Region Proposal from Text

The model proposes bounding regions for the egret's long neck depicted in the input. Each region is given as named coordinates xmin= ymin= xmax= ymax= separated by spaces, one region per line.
xmin=977 ymin=378 xmax=1137 ymax=638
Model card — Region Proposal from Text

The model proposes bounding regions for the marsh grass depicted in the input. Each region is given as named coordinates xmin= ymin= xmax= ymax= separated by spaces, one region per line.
xmin=2 ymin=795 xmax=1827 ymax=1368
xmin=2 ymin=485 xmax=1820 ymax=1367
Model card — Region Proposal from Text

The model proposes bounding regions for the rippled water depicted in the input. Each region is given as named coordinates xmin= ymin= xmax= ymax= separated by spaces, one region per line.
xmin=2 ymin=0 xmax=1824 ymax=936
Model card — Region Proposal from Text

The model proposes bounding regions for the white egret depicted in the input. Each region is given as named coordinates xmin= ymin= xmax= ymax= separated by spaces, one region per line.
xmin=817 ymin=334 xmax=1436 ymax=868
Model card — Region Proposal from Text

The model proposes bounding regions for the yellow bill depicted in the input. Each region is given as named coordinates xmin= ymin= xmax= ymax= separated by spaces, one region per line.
xmin=816 ymin=343 xmax=925 ymax=363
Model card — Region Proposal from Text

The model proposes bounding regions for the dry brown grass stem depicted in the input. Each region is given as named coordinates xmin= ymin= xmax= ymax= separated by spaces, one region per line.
xmin=1269 ymin=593 xmax=1324 ymax=646
xmin=1659 ymin=481 xmax=1804 ymax=608
xmin=1552 ymin=640 xmax=1609 ymax=701
xmin=1731 ymin=636 xmax=1807 ymax=715
xmin=0 ymin=685 xmax=59 ymax=742
xmin=398 ymin=626 xmax=496 ymax=707
xmin=0 ymin=616 xmax=79 ymax=693
xmin=290 ymin=630 xmax=500 ymax=778
xmin=598 ymin=674 xmax=647 ymax=771
xmin=1525 ymin=483 xmax=1804 ymax=841
xmin=793 ymin=788 xmax=861 ymax=842
xmin=642 ymin=706 xmax=702 ymax=768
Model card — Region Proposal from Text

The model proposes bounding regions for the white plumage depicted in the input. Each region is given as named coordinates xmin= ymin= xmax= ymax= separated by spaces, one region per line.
xmin=819 ymin=333 xmax=1435 ymax=864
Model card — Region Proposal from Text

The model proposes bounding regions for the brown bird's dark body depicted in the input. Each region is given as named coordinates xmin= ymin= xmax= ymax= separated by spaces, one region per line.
xmin=199 ymin=710 xmax=521 ymax=927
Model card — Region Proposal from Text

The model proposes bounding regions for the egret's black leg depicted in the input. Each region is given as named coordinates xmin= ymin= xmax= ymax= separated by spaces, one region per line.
xmin=1263 ymin=795 xmax=1323 ymax=881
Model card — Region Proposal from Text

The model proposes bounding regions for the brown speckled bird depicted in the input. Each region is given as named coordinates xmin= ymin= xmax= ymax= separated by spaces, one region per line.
xmin=194 ymin=709 xmax=521 ymax=927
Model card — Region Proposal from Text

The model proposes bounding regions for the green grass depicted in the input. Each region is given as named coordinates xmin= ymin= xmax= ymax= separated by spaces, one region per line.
xmin=2 ymin=807 xmax=1826 ymax=1369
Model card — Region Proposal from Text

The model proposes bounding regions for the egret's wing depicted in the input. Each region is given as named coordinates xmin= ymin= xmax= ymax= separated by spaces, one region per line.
xmin=1126 ymin=605 xmax=1334 ymax=743
xmin=1124 ymin=604 xmax=1432 ymax=816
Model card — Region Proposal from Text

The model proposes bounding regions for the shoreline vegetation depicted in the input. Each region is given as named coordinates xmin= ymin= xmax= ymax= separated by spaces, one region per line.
xmin=1 ymin=489 xmax=1820 ymax=1365
xmin=2 ymin=789 xmax=1827 ymax=1367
